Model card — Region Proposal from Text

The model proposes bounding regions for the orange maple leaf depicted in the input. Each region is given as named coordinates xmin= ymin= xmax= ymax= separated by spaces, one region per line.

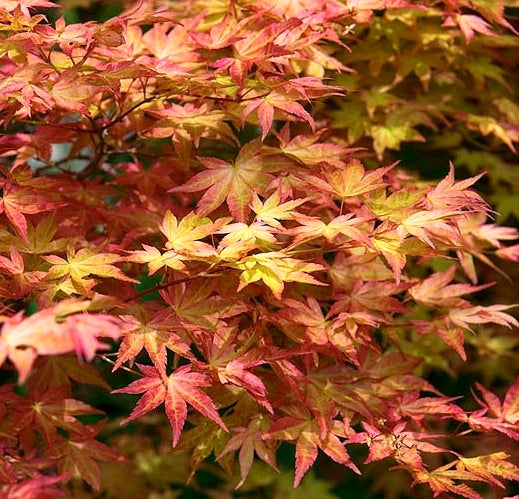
xmin=170 ymin=140 xmax=280 ymax=221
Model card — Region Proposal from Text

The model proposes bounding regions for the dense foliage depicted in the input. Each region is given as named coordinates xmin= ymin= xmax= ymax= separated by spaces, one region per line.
xmin=1 ymin=0 xmax=519 ymax=497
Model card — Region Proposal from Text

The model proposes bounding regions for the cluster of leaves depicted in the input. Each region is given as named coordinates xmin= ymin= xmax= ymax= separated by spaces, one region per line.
xmin=328 ymin=0 xmax=519 ymax=223
xmin=1 ymin=0 xmax=519 ymax=497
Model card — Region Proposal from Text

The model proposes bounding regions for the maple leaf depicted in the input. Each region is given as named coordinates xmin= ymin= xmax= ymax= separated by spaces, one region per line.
xmin=469 ymin=222 xmax=519 ymax=249
xmin=141 ymin=22 xmax=198 ymax=62
xmin=251 ymin=190 xmax=307 ymax=229
xmin=397 ymin=209 xmax=463 ymax=248
xmin=114 ymin=363 xmax=228 ymax=447
xmin=275 ymin=296 xmax=332 ymax=346
xmin=159 ymin=279 xmax=248 ymax=329
xmin=0 ymin=301 xmax=122 ymax=383
xmin=232 ymin=251 xmax=325 ymax=299
xmin=347 ymin=421 xmax=446 ymax=470
xmin=0 ymin=0 xmax=57 ymax=16
xmin=456 ymin=452 xmax=519 ymax=489
xmin=35 ymin=16 xmax=96 ymax=54
xmin=188 ymin=11 xmax=244 ymax=50
xmin=114 ymin=309 xmax=194 ymax=374
xmin=0 ymin=473 xmax=71 ymax=499
xmin=409 ymin=265 xmax=492 ymax=308
xmin=217 ymin=414 xmax=278 ymax=488
xmin=329 ymin=279 xmax=411 ymax=315
xmin=128 ymin=244 xmax=186 ymax=275
xmin=412 ymin=451 xmax=519 ymax=498
xmin=43 ymin=247 xmax=136 ymax=295
xmin=147 ymin=102 xmax=236 ymax=149
xmin=115 ymin=160 xmax=175 ymax=197
xmin=0 ymin=246 xmax=24 ymax=275
xmin=303 ymin=160 xmax=392 ymax=200
xmin=0 ymin=184 xmax=65 ymax=243
xmin=412 ymin=464 xmax=483 ymax=499
xmin=241 ymin=88 xmax=315 ymax=141
xmin=216 ymin=222 xmax=275 ymax=261
xmin=387 ymin=391 xmax=463 ymax=424
xmin=51 ymin=69 xmax=108 ymax=116
xmin=159 ymin=210 xmax=229 ymax=258
xmin=462 ymin=379 xmax=519 ymax=440
xmin=0 ymin=216 xmax=70 ymax=256
xmin=414 ymin=317 xmax=470 ymax=360
xmin=370 ymin=227 xmax=409 ymax=284
xmin=197 ymin=331 xmax=273 ymax=412
xmin=277 ymin=125 xmax=354 ymax=168
xmin=211 ymin=18 xmax=300 ymax=86
xmin=264 ymin=406 xmax=360 ymax=486
xmin=290 ymin=213 xmax=374 ymax=248
xmin=443 ymin=14 xmax=496 ymax=43
xmin=31 ymin=354 xmax=110 ymax=391
xmin=18 ymin=386 xmax=103 ymax=449
xmin=449 ymin=304 xmax=519 ymax=333
xmin=52 ymin=421 xmax=124 ymax=492
xmin=170 ymin=140 xmax=280 ymax=221
xmin=425 ymin=165 xmax=487 ymax=211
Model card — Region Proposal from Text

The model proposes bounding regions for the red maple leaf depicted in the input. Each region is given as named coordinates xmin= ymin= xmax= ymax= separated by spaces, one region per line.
xmin=461 ymin=379 xmax=519 ymax=440
xmin=217 ymin=414 xmax=278 ymax=487
xmin=0 ymin=184 xmax=65 ymax=243
xmin=52 ymin=421 xmax=124 ymax=491
xmin=264 ymin=405 xmax=359 ymax=486
xmin=114 ymin=363 xmax=228 ymax=446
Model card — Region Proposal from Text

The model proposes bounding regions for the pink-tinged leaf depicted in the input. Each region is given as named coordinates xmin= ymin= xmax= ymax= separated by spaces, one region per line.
xmin=456 ymin=15 xmax=496 ymax=44
xmin=425 ymin=164 xmax=487 ymax=211
xmin=0 ymin=0 xmax=58 ymax=15
xmin=304 ymin=161 xmax=392 ymax=199
xmin=294 ymin=430 xmax=318 ymax=486
xmin=51 ymin=69 xmax=106 ymax=115
xmin=412 ymin=465 xmax=483 ymax=499
xmin=0 ymin=246 xmax=24 ymax=275
xmin=437 ymin=323 xmax=467 ymax=361
xmin=264 ymin=409 xmax=357 ymax=487
xmin=319 ymin=433 xmax=360 ymax=474
xmin=389 ymin=391 xmax=463 ymax=424
xmin=242 ymin=89 xmax=316 ymax=141
xmin=409 ymin=265 xmax=492 ymax=308
xmin=502 ymin=379 xmax=519 ymax=424
xmin=496 ymin=244 xmax=519 ymax=262
xmin=258 ymin=100 xmax=275 ymax=141
xmin=463 ymin=382 xmax=519 ymax=440
xmin=114 ymin=310 xmax=194 ymax=374
xmin=0 ymin=473 xmax=71 ymax=499
xmin=449 ymin=304 xmax=519 ymax=332
xmin=53 ymin=421 xmax=124 ymax=492
xmin=0 ymin=185 xmax=65 ymax=243
xmin=398 ymin=209 xmax=463 ymax=248
xmin=170 ymin=140 xmax=277 ymax=221
xmin=217 ymin=415 xmax=277 ymax=488
xmin=0 ymin=303 xmax=122 ymax=383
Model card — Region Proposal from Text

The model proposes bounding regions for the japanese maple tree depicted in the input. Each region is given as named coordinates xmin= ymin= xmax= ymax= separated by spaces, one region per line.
xmin=1 ymin=0 xmax=519 ymax=497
